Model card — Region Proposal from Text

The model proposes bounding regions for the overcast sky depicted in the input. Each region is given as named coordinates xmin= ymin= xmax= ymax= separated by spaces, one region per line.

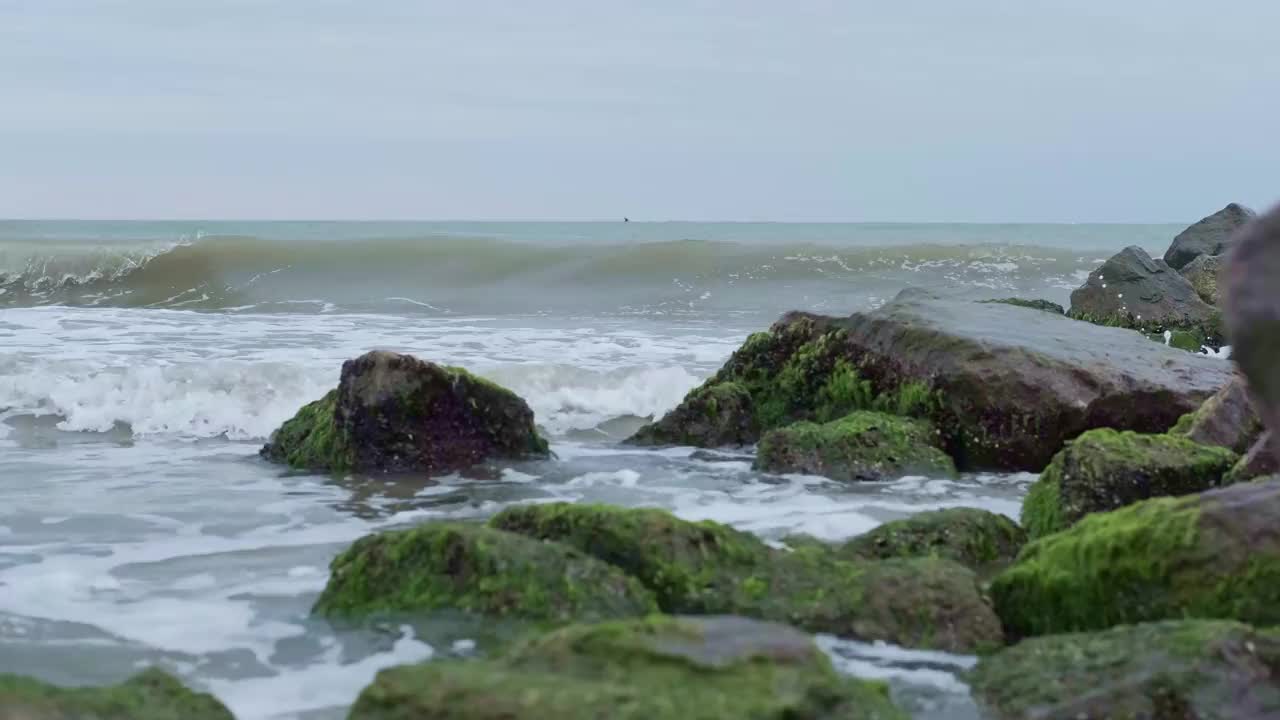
xmin=1 ymin=1 xmax=1277 ymax=221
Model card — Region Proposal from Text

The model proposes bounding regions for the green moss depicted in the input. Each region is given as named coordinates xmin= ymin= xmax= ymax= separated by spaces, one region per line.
xmin=755 ymin=411 xmax=955 ymax=481
xmin=0 ymin=669 xmax=235 ymax=720
xmin=1166 ymin=329 xmax=1205 ymax=352
xmin=1068 ymin=308 xmax=1224 ymax=349
xmin=840 ymin=508 xmax=1026 ymax=573
xmin=312 ymin=522 xmax=657 ymax=622
xmin=969 ymin=620 xmax=1280 ymax=720
xmin=627 ymin=382 xmax=757 ymax=447
xmin=979 ymin=298 xmax=1065 ymax=314
xmin=263 ymin=390 xmax=354 ymax=471
xmin=489 ymin=503 xmax=1003 ymax=653
xmin=348 ymin=616 xmax=908 ymax=720
xmin=1019 ymin=429 xmax=1237 ymax=539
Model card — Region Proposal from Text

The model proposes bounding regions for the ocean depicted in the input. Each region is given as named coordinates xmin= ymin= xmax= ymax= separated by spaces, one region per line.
xmin=0 ymin=220 xmax=1186 ymax=719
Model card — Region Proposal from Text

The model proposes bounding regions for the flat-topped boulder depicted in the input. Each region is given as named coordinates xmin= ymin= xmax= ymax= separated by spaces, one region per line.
xmin=970 ymin=620 xmax=1280 ymax=720
xmin=1164 ymin=202 xmax=1255 ymax=270
xmin=992 ymin=479 xmax=1280 ymax=639
xmin=0 ymin=669 xmax=235 ymax=720
xmin=348 ymin=616 xmax=908 ymax=720
xmin=632 ymin=288 xmax=1232 ymax=471
xmin=1068 ymin=245 xmax=1223 ymax=346
xmin=262 ymin=351 xmax=549 ymax=474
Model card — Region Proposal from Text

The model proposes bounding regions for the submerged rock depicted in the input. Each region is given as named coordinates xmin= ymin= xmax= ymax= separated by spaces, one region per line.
xmin=992 ymin=478 xmax=1280 ymax=638
xmin=754 ymin=411 xmax=955 ymax=481
xmin=1225 ymin=431 xmax=1279 ymax=484
xmin=0 ymin=668 xmax=234 ymax=720
xmin=840 ymin=507 xmax=1026 ymax=572
xmin=970 ymin=619 xmax=1280 ymax=720
xmin=1170 ymin=373 xmax=1263 ymax=454
xmin=1180 ymin=252 xmax=1224 ymax=305
xmin=261 ymin=351 xmax=549 ymax=474
xmin=489 ymin=502 xmax=1003 ymax=652
xmin=1164 ymin=202 xmax=1255 ymax=270
xmin=1068 ymin=245 xmax=1223 ymax=346
xmin=1021 ymin=428 xmax=1237 ymax=539
xmin=312 ymin=522 xmax=657 ymax=621
xmin=347 ymin=616 xmax=908 ymax=720
xmin=631 ymin=288 xmax=1231 ymax=471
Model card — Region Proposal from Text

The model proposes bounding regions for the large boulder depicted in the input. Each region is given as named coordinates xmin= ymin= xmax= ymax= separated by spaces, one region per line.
xmin=631 ymin=288 xmax=1232 ymax=471
xmin=0 ymin=669 xmax=235 ymax=720
xmin=347 ymin=616 xmax=908 ymax=720
xmin=1170 ymin=373 xmax=1264 ymax=454
xmin=1180 ymin=252 xmax=1224 ymax=305
xmin=489 ymin=503 xmax=1003 ymax=652
xmin=312 ymin=522 xmax=657 ymax=621
xmin=1068 ymin=245 xmax=1223 ymax=346
xmin=970 ymin=620 xmax=1280 ymax=720
xmin=839 ymin=507 xmax=1026 ymax=573
xmin=261 ymin=351 xmax=549 ymax=474
xmin=754 ymin=411 xmax=955 ymax=481
xmin=992 ymin=479 xmax=1280 ymax=639
xmin=1164 ymin=202 xmax=1255 ymax=270
xmin=1223 ymin=203 xmax=1280 ymax=460
xmin=1021 ymin=429 xmax=1237 ymax=540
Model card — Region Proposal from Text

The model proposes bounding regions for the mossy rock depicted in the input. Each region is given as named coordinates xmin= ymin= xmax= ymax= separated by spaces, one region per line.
xmin=489 ymin=503 xmax=1003 ymax=652
xmin=992 ymin=479 xmax=1280 ymax=638
xmin=0 ymin=669 xmax=234 ymax=720
xmin=347 ymin=616 xmax=907 ymax=720
xmin=755 ymin=411 xmax=955 ymax=481
xmin=312 ymin=522 xmax=657 ymax=621
xmin=1021 ymin=429 xmax=1237 ymax=540
xmin=627 ymin=382 xmax=758 ymax=447
xmin=1181 ymin=253 xmax=1223 ymax=305
xmin=979 ymin=298 xmax=1065 ymax=314
xmin=262 ymin=351 xmax=549 ymax=474
xmin=970 ymin=620 xmax=1280 ymax=719
xmin=840 ymin=507 xmax=1026 ymax=573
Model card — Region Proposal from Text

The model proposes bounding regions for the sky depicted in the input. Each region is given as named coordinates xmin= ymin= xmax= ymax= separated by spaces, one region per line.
xmin=1 ymin=1 xmax=1278 ymax=222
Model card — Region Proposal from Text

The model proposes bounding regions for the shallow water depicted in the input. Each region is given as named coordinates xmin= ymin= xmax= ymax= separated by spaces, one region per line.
xmin=0 ymin=221 xmax=1169 ymax=718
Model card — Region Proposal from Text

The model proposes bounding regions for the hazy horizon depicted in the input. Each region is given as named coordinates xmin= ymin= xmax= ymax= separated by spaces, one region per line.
xmin=4 ymin=1 xmax=1278 ymax=222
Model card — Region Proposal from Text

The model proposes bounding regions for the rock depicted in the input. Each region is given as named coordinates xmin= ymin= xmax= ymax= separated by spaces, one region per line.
xmin=754 ymin=411 xmax=955 ymax=481
xmin=1164 ymin=202 xmax=1255 ymax=270
xmin=627 ymin=381 xmax=757 ymax=447
xmin=261 ymin=351 xmax=549 ymax=474
xmin=0 ymin=668 xmax=235 ymax=720
xmin=979 ymin=298 xmax=1065 ymax=314
xmin=347 ymin=616 xmax=908 ymax=720
xmin=1021 ymin=429 xmax=1238 ymax=540
xmin=489 ymin=503 xmax=1003 ymax=652
xmin=1068 ymin=246 xmax=1223 ymax=346
xmin=1224 ymin=203 xmax=1280 ymax=462
xmin=631 ymin=288 xmax=1232 ymax=471
xmin=1170 ymin=374 xmax=1263 ymax=454
xmin=312 ymin=522 xmax=657 ymax=621
xmin=1180 ymin=252 xmax=1224 ymax=305
xmin=991 ymin=478 xmax=1280 ymax=638
xmin=1225 ymin=431 xmax=1280 ymax=484
xmin=969 ymin=619 xmax=1280 ymax=720
xmin=840 ymin=507 xmax=1026 ymax=572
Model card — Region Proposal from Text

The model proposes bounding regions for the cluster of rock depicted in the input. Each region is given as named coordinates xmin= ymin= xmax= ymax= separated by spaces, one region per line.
xmin=17 ymin=203 xmax=1278 ymax=718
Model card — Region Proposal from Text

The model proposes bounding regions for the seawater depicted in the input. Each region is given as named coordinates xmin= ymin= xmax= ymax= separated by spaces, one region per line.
xmin=0 ymin=221 xmax=1181 ymax=719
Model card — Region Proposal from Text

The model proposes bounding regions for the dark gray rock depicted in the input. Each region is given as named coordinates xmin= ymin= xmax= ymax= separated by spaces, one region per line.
xmin=1164 ymin=202 xmax=1255 ymax=270
xmin=1068 ymin=246 xmax=1222 ymax=346
xmin=1171 ymin=373 xmax=1264 ymax=454
xmin=1224 ymin=203 xmax=1280 ymax=466
xmin=1180 ymin=252 xmax=1224 ymax=305
xmin=1225 ymin=431 xmax=1279 ymax=484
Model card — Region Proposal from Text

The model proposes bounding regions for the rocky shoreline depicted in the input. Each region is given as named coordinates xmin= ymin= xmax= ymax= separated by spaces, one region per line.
xmin=7 ymin=203 xmax=1276 ymax=719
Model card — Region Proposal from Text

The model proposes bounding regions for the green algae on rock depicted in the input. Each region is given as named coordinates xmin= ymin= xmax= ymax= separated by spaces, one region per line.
xmin=1181 ymin=252 xmax=1224 ymax=306
xmin=840 ymin=507 xmax=1026 ymax=572
xmin=755 ymin=411 xmax=955 ymax=482
xmin=0 ymin=668 xmax=235 ymax=720
xmin=970 ymin=620 xmax=1280 ymax=720
xmin=629 ymin=289 xmax=1231 ymax=471
xmin=992 ymin=479 xmax=1280 ymax=639
xmin=1020 ymin=428 xmax=1237 ymax=540
xmin=312 ymin=522 xmax=657 ymax=621
xmin=347 ymin=616 xmax=908 ymax=720
xmin=261 ymin=351 xmax=549 ymax=474
xmin=489 ymin=502 xmax=1003 ymax=653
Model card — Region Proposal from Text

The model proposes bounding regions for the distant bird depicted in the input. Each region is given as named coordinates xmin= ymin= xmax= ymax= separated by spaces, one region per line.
xmin=624 ymin=217 xmax=630 ymax=223
xmin=1224 ymin=202 xmax=1280 ymax=462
